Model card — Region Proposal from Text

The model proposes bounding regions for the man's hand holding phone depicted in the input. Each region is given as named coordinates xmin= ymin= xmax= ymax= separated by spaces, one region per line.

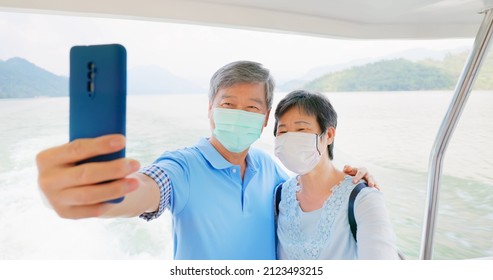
xmin=36 ymin=134 xmax=140 ymax=219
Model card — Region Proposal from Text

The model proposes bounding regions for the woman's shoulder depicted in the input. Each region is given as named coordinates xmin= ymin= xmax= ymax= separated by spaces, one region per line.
xmin=279 ymin=176 xmax=298 ymax=190
xmin=352 ymin=183 xmax=387 ymax=212
xmin=331 ymin=175 xmax=357 ymax=196
xmin=355 ymin=183 xmax=384 ymax=199
xmin=279 ymin=176 xmax=300 ymax=205
xmin=337 ymin=177 xmax=382 ymax=196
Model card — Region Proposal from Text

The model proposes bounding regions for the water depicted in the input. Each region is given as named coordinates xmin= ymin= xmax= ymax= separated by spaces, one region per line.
xmin=0 ymin=91 xmax=492 ymax=259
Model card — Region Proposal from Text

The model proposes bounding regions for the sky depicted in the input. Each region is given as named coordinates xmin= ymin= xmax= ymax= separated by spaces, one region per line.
xmin=0 ymin=10 xmax=475 ymax=88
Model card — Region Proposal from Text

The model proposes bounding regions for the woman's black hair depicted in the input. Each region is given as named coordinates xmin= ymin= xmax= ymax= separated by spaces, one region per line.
xmin=274 ymin=90 xmax=337 ymax=160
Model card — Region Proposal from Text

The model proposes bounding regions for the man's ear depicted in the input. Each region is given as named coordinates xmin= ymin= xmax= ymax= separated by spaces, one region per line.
xmin=263 ymin=109 xmax=271 ymax=127
xmin=208 ymin=102 xmax=213 ymax=119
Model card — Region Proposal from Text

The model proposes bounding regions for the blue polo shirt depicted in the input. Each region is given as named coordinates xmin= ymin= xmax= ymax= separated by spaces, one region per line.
xmin=142 ymin=138 xmax=288 ymax=260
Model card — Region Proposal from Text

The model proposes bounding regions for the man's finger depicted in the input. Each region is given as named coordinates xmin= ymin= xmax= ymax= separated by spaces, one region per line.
xmin=56 ymin=158 xmax=139 ymax=188
xmin=55 ymin=203 xmax=115 ymax=219
xmin=60 ymin=178 xmax=138 ymax=206
xmin=351 ymin=167 xmax=368 ymax=183
xmin=36 ymin=134 xmax=126 ymax=169
xmin=343 ymin=165 xmax=356 ymax=176
xmin=365 ymin=175 xmax=375 ymax=187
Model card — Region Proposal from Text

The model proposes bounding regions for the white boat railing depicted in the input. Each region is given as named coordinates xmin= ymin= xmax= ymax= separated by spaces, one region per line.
xmin=420 ymin=7 xmax=493 ymax=260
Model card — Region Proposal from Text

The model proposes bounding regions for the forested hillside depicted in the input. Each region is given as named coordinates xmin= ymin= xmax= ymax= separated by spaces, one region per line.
xmin=304 ymin=52 xmax=493 ymax=92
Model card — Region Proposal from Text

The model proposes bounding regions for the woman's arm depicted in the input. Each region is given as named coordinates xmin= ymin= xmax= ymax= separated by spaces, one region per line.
xmin=354 ymin=188 xmax=400 ymax=259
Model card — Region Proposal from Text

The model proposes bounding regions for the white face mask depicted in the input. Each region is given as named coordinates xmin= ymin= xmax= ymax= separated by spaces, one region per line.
xmin=274 ymin=132 xmax=323 ymax=175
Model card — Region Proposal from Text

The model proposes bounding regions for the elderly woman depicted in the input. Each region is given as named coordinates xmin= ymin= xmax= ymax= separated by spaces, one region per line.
xmin=274 ymin=90 xmax=400 ymax=260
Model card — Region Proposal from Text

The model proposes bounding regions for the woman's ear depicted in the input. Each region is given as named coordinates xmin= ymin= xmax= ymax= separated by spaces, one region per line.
xmin=326 ymin=127 xmax=336 ymax=145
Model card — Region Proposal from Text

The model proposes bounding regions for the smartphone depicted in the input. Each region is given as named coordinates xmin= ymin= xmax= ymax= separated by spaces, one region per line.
xmin=69 ymin=44 xmax=127 ymax=203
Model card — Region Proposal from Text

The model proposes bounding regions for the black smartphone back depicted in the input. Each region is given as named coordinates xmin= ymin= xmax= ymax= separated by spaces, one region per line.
xmin=69 ymin=44 xmax=127 ymax=163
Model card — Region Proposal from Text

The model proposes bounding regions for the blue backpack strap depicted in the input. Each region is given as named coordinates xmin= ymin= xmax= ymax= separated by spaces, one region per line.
xmin=348 ymin=182 xmax=369 ymax=242
xmin=274 ymin=183 xmax=283 ymax=258
xmin=274 ymin=183 xmax=283 ymax=218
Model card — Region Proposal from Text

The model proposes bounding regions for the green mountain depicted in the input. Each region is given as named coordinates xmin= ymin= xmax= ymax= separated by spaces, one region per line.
xmin=0 ymin=57 xmax=68 ymax=98
xmin=304 ymin=52 xmax=493 ymax=92
xmin=305 ymin=58 xmax=455 ymax=92
xmin=422 ymin=51 xmax=493 ymax=90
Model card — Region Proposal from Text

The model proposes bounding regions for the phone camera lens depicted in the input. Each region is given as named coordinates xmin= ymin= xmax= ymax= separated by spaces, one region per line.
xmin=87 ymin=81 xmax=95 ymax=93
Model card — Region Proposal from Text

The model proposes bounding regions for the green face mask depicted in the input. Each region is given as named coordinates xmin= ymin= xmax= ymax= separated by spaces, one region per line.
xmin=213 ymin=108 xmax=266 ymax=153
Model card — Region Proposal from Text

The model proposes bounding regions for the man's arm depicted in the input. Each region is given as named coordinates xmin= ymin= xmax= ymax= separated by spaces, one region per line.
xmin=36 ymin=134 xmax=160 ymax=219
xmin=102 ymin=172 xmax=160 ymax=217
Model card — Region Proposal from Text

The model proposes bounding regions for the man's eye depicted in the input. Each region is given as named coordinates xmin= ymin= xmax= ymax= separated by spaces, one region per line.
xmin=245 ymin=106 xmax=260 ymax=112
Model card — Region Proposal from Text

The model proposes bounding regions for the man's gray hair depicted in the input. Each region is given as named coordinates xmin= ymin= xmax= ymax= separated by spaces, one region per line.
xmin=209 ymin=61 xmax=275 ymax=109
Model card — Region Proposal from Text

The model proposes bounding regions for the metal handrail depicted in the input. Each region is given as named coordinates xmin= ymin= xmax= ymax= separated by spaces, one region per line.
xmin=420 ymin=8 xmax=493 ymax=260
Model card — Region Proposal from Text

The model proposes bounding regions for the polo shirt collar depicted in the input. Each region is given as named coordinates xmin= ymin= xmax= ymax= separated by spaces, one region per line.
xmin=196 ymin=137 xmax=258 ymax=171
xmin=197 ymin=138 xmax=233 ymax=169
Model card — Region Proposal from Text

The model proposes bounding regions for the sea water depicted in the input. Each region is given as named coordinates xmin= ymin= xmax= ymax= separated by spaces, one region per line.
xmin=0 ymin=91 xmax=491 ymax=259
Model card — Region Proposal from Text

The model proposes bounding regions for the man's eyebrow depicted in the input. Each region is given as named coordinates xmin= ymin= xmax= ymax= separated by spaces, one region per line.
xmin=218 ymin=93 xmax=265 ymax=105
xmin=219 ymin=94 xmax=237 ymax=99
xmin=249 ymin=97 xmax=265 ymax=105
